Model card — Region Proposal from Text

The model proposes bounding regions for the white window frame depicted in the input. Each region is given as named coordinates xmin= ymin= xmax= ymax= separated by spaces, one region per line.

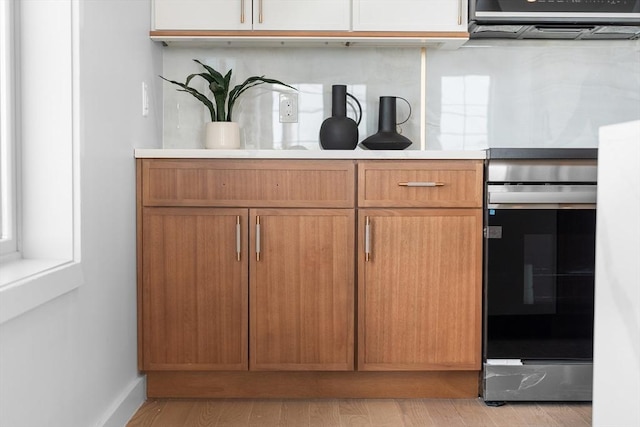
xmin=0 ymin=0 xmax=83 ymax=324
xmin=0 ymin=0 xmax=18 ymax=258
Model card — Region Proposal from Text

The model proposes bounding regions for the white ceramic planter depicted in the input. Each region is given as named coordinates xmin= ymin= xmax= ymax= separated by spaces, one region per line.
xmin=205 ymin=122 xmax=241 ymax=149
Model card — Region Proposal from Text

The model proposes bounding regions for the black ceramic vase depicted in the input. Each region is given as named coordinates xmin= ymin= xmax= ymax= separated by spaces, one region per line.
xmin=319 ymin=85 xmax=362 ymax=150
xmin=361 ymin=96 xmax=412 ymax=150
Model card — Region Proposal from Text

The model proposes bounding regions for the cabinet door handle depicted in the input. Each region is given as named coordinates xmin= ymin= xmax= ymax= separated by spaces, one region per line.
xmin=398 ymin=181 xmax=445 ymax=187
xmin=458 ymin=0 xmax=463 ymax=25
xmin=236 ymin=216 xmax=241 ymax=261
xmin=365 ymin=216 xmax=371 ymax=262
xmin=259 ymin=0 xmax=263 ymax=23
xmin=255 ymin=215 xmax=261 ymax=261
xmin=240 ymin=0 xmax=245 ymax=24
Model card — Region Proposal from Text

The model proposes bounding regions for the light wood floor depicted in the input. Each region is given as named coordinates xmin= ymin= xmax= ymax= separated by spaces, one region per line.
xmin=127 ymin=398 xmax=592 ymax=426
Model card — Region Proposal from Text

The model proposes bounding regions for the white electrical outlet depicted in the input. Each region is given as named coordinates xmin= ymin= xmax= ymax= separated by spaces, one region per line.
xmin=279 ymin=93 xmax=298 ymax=123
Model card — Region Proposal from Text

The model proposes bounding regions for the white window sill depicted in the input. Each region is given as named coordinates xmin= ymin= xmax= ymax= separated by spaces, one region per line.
xmin=0 ymin=259 xmax=84 ymax=324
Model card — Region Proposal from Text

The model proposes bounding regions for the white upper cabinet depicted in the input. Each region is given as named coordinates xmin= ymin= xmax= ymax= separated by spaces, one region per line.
xmin=253 ymin=0 xmax=350 ymax=31
xmin=154 ymin=0 xmax=251 ymax=31
xmin=352 ymin=0 xmax=467 ymax=32
xmin=152 ymin=0 xmax=469 ymax=48
xmin=153 ymin=0 xmax=350 ymax=31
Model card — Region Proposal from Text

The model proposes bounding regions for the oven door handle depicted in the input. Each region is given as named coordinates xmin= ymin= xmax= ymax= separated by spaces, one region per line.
xmin=488 ymin=185 xmax=597 ymax=205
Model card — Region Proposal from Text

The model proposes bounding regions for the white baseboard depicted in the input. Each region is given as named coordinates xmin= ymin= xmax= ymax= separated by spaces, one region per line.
xmin=98 ymin=375 xmax=147 ymax=427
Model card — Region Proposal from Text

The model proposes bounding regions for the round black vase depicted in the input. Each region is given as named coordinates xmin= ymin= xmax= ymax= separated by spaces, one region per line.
xmin=319 ymin=85 xmax=359 ymax=150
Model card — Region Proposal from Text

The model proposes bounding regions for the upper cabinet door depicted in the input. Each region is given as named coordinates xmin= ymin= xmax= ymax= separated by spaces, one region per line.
xmin=154 ymin=0 xmax=251 ymax=30
xmin=154 ymin=0 xmax=350 ymax=31
xmin=253 ymin=0 xmax=350 ymax=31
xmin=352 ymin=0 xmax=467 ymax=32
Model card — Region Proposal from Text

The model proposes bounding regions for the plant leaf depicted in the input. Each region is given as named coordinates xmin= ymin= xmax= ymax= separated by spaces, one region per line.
xmin=227 ymin=76 xmax=296 ymax=121
xmin=160 ymin=75 xmax=217 ymax=121
xmin=211 ymin=82 xmax=228 ymax=121
xmin=186 ymin=72 xmax=214 ymax=85
xmin=189 ymin=61 xmax=232 ymax=121
xmin=162 ymin=62 xmax=296 ymax=123
xmin=193 ymin=59 xmax=226 ymax=85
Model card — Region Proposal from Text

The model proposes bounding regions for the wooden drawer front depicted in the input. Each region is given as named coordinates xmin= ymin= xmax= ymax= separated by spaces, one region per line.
xmin=358 ymin=160 xmax=483 ymax=208
xmin=142 ymin=159 xmax=355 ymax=207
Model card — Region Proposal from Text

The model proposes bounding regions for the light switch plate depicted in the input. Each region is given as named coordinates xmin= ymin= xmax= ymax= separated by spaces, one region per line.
xmin=142 ymin=81 xmax=149 ymax=117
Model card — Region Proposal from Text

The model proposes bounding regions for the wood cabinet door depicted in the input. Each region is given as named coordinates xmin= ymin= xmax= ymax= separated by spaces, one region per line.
xmin=250 ymin=209 xmax=355 ymax=371
xmin=358 ymin=209 xmax=482 ymax=371
xmin=142 ymin=208 xmax=248 ymax=370
xmin=352 ymin=0 xmax=467 ymax=32
xmin=153 ymin=0 xmax=251 ymax=30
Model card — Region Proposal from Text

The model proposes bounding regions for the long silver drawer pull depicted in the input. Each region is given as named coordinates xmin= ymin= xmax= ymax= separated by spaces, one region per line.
xmin=398 ymin=181 xmax=445 ymax=187
xmin=256 ymin=216 xmax=261 ymax=262
xmin=365 ymin=216 xmax=371 ymax=262
xmin=236 ymin=216 xmax=241 ymax=261
xmin=259 ymin=0 xmax=263 ymax=23
xmin=240 ymin=0 xmax=245 ymax=23
xmin=458 ymin=0 xmax=463 ymax=25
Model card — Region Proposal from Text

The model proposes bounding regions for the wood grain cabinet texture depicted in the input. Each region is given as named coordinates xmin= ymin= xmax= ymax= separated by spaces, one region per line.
xmin=141 ymin=208 xmax=249 ymax=371
xmin=138 ymin=159 xmax=355 ymax=373
xmin=357 ymin=160 xmax=483 ymax=371
xmin=137 ymin=158 xmax=483 ymax=398
xmin=249 ymin=208 xmax=354 ymax=371
xmin=357 ymin=208 xmax=482 ymax=370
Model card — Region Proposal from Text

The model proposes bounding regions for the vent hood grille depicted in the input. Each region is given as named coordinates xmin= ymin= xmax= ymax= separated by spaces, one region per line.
xmin=469 ymin=0 xmax=640 ymax=40
xmin=469 ymin=23 xmax=640 ymax=40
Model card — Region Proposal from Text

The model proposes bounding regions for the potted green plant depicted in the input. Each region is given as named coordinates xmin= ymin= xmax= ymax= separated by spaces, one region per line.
xmin=161 ymin=59 xmax=295 ymax=149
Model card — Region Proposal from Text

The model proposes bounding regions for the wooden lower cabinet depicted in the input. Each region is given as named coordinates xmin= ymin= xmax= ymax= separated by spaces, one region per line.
xmin=137 ymin=158 xmax=483 ymax=398
xmin=249 ymin=209 xmax=355 ymax=371
xmin=357 ymin=209 xmax=482 ymax=371
xmin=141 ymin=207 xmax=354 ymax=372
xmin=141 ymin=207 xmax=248 ymax=371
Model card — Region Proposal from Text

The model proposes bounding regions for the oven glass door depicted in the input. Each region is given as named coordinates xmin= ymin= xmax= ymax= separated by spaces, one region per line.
xmin=485 ymin=208 xmax=596 ymax=361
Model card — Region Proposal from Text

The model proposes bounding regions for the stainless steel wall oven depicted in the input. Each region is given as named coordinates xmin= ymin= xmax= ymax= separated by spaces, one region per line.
xmin=483 ymin=148 xmax=597 ymax=403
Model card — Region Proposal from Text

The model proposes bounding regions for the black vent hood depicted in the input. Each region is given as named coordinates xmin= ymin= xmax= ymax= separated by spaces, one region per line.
xmin=469 ymin=0 xmax=640 ymax=40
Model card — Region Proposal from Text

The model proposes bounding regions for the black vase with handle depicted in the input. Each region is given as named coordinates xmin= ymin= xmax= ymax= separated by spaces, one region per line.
xmin=319 ymin=85 xmax=362 ymax=150
xmin=361 ymin=96 xmax=412 ymax=150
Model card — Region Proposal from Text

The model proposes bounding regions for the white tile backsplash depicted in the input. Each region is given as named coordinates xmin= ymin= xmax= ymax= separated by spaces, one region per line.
xmin=161 ymin=47 xmax=421 ymax=150
xmin=161 ymin=40 xmax=640 ymax=150
xmin=426 ymin=40 xmax=640 ymax=150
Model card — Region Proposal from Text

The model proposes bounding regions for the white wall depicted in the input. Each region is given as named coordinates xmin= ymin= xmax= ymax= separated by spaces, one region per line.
xmin=593 ymin=120 xmax=640 ymax=427
xmin=0 ymin=1 xmax=161 ymax=426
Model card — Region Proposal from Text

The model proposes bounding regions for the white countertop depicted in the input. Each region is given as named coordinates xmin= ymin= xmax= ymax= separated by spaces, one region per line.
xmin=134 ymin=149 xmax=487 ymax=160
